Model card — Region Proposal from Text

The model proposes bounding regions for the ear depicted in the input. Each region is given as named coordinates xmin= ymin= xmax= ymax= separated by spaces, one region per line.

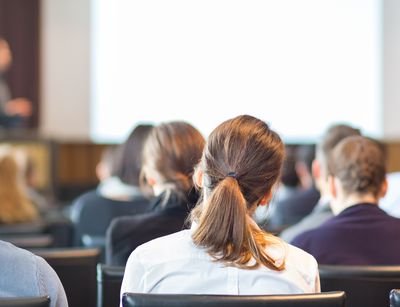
xmin=328 ymin=175 xmax=337 ymax=199
xmin=311 ymin=159 xmax=320 ymax=180
xmin=147 ymin=177 xmax=157 ymax=186
xmin=379 ymin=178 xmax=388 ymax=199
xmin=259 ymin=190 xmax=273 ymax=206
xmin=193 ymin=167 xmax=203 ymax=188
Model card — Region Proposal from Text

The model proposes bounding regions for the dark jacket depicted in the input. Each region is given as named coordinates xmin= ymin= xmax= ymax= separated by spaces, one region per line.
xmin=266 ymin=187 xmax=320 ymax=231
xmin=292 ymin=203 xmax=400 ymax=265
xmin=105 ymin=189 xmax=198 ymax=266
xmin=70 ymin=190 xmax=150 ymax=247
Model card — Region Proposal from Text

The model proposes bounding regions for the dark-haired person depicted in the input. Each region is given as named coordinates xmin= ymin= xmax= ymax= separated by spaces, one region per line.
xmin=280 ymin=124 xmax=361 ymax=242
xmin=120 ymin=115 xmax=319 ymax=298
xmin=292 ymin=136 xmax=400 ymax=265
xmin=106 ymin=121 xmax=205 ymax=266
xmin=70 ymin=124 xmax=153 ymax=247
xmin=264 ymin=145 xmax=319 ymax=231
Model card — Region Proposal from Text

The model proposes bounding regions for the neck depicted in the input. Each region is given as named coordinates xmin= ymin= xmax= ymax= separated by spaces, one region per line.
xmin=152 ymin=182 xmax=176 ymax=196
xmin=333 ymin=193 xmax=378 ymax=215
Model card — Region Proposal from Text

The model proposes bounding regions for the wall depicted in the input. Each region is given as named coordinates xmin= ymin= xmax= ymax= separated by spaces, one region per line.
xmin=383 ymin=0 xmax=400 ymax=140
xmin=40 ymin=0 xmax=91 ymax=140
xmin=39 ymin=0 xmax=400 ymax=141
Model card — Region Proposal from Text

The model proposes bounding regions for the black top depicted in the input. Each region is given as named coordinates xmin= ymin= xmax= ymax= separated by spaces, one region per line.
xmin=105 ymin=189 xmax=198 ymax=266
xmin=292 ymin=203 xmax=400 ymax=265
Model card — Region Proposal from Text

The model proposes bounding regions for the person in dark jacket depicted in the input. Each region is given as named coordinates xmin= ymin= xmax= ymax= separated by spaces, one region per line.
xmin=292 ymin=136 xmax=400 ymax=265
xmin=105 ymin=121 xmax=205 ymax=266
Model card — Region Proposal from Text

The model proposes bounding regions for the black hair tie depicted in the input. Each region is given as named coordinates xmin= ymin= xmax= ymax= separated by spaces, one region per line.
xmin=227 ymin=172 xmax=238 ymax=179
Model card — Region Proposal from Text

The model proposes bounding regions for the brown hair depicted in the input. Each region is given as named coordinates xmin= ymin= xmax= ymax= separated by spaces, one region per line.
xmin=0 ymin=146 xmax=38 ymax=223
xmin=191 ymin=115 xmax=285 ymax=270
xmin=141 ymin=121 xmax=205 ymax=200
xmin=328 ymin=136 xmax=386 ymax=197
xmin=317 ymin=124 xmax=361 ymax=177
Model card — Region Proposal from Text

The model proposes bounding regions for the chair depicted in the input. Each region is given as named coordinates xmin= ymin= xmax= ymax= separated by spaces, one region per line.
xmin=97 ymin=264 xmax=125 ymax=307
xmin=122 ymin=292 xmax=346 ymax=307
xmin=0 ymin=296 xmax=50 ymax=307
xmin=319 ymin=265 xmax=400 ymax=307
xmin=0 ymin=234 xmax=53 ymax=248
xmin=390 ymin=289 xmax=400 ymax=307
xmin=32 ymin=248 xmax=100 ymax=307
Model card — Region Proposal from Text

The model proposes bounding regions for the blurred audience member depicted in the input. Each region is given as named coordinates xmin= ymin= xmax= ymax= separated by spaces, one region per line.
xmin=120 ymin=115 xmax=319 ymax=296
xmin=70 ymin=124 xmax=153 ymax=247
xmin=254 ymin=146 xmax=301 ymax=226
xmin=280 ymin=124 xmax=361 ymax=242
xmin=97 ymin=124 xmax=153 ymax=200
xmin=292 ymin=136 xmax=400 ymax=265
xmin=106 ymin=121 xmax=205 ymax=266
xmin=0 ymin=145 xmax=38 ymax=224
xmin=0 ymin=37 xmax=32 ymax=128
xmin=265 ymin=144 xmax=319 ymax=231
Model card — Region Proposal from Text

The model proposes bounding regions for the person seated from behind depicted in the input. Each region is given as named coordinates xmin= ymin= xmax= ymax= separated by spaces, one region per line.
xmin=106 ymin=121 xmax=205 ymax=266
xmin=97 ymin=124 xmax=153 ymax=201
xmin=0 ymin=145 xmax=38 ymax=224
xmin=292 ymin=136 xmax=400 ymax=265
xmin=70 ymin=124 xmax=153 ymax=247
xmin=254 ymin=146 xmax=302 ymax=227
xmin=120 ymin=115 xmax=319 ymax=298
xmin=264 ymin=145 xmax=319 ymax=231
xmin=280 ymin=124 xmax=361 ymax=243
xmin=0 ymin=239 xmax=68 ymax=307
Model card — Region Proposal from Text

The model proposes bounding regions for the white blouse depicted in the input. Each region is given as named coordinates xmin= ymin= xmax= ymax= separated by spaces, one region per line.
xmin=120 ymin=226 xmax=320 ymax=301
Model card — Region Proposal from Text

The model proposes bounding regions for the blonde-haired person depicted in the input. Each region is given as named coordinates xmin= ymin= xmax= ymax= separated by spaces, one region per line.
xmin=106 ymin=121 xmax=205 ymax=266
xmin=120 ymin=115 xmax=319 ymax=298
xmin=0 ymin=145 xmax=38 ymax=224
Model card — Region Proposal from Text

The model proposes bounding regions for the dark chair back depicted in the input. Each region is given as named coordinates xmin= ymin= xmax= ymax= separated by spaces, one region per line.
xmin=391 ymin=289 xmax=400 ymax=307
xmin=32 ymin=248 xmax=100 ymax=307
xmin=319 ymin=265 xmax=400 ymax=307
xmin=0 ymin=296 xmax=50 ymax=307
xmin=122 ymin=292 xmax=346 ymax=307
xmin=97 ymin=264 xmax=125 ymax=307
xmin=71 ymin=190 xmax=149 ymax=247
xmin=0 ymin=234 xmax=53 ymax=249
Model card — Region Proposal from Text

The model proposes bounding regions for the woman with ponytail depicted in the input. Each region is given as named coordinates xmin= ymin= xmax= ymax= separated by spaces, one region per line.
xmin=106 ymin=121 xmax=205 ymax=265
xmin=120 ymin=115 xmax=319 ymax=297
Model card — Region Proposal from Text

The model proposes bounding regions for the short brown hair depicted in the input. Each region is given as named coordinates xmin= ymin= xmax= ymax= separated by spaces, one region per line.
xmin=328 ymin=136 xmax=386 ymax=197
xmin=192 ymin=115 xmax=285 ymax=270
xmin=141 ymin=121 xmax=205 ymax=200
xmin=317 ymin=124 xmax=361 ymax=176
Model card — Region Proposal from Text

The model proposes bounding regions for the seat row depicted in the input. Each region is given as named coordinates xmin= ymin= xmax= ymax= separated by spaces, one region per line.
xmin=4 ymin=247 xmax=400 ymax=307
xmin=2 ymin=290 xmax=400 ymax=307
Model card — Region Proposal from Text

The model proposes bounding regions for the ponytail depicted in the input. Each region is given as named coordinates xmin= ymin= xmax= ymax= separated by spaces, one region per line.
xmin=192 ymin=176 xmax=285 ymax=271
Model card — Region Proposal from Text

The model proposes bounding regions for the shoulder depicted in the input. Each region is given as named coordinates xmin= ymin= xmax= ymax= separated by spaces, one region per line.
xmin=0 ymin=239 xmax=36 ymax=266
xmin=284 ymin=242 xmax=320 ymax=290
xmin=127 ymin=229 xmax=195 ymax=266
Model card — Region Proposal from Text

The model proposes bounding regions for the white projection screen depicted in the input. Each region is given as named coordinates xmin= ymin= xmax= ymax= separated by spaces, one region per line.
xmin=91 ymin=0 xmax=382 ymax=143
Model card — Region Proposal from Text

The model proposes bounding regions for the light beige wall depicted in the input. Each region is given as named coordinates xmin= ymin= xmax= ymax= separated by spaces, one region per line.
xmin=40 ymin=0 xmax=91 ymax=140
xmin=383 ymin=0 xmax=400 ymax=140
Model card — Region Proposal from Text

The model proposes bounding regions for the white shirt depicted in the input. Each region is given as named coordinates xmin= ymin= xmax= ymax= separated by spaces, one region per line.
xmin=120 ymin=226 xmax=320 ymax=300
